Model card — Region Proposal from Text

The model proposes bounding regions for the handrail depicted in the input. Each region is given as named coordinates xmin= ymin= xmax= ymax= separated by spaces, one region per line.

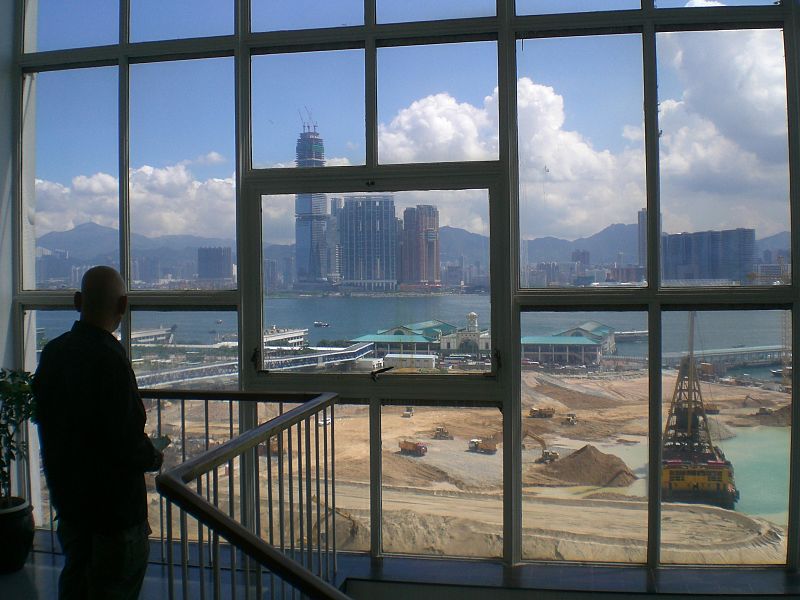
xmin=156 ymin=391 xmax=350 ymax=600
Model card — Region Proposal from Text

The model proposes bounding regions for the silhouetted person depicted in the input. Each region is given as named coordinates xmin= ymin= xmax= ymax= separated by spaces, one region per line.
xmin=34 ymin=266 xmax=163 ymax=599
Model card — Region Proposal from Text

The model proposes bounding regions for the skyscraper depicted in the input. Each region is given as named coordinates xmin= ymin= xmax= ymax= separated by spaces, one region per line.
xmin=339 ymin=195 xmax=398 ymax=291
xmin=198 ymin=247 xmax=233 ymax=280
xmin=400 ymin=205 xmax=440 ymax=286
xmin=661 ymin=228 xmax=755 ymax=283
xmin=295 ymin=125 xmax=328 ymax=284
xmin=637 ymin=208 xmax=647 ymax=267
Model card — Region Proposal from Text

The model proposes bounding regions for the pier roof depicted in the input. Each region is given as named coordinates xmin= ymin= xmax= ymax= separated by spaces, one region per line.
xmin=352 ymin=334 xmax=432 ymax=344
xmin=521 ymin=335 xmax=599 ymax=346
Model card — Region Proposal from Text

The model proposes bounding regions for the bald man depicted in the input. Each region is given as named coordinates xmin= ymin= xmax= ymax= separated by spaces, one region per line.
xmin=34 ymin=266 xmax=163 ymax=600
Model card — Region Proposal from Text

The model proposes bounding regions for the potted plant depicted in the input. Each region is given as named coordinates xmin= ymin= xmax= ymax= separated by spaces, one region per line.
xmin=0 ymin=369 xmax=36 ymax=573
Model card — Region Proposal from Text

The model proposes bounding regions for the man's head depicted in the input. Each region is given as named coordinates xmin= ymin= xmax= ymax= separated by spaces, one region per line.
xmin=74 ymin=266 xmax=127 ymax=332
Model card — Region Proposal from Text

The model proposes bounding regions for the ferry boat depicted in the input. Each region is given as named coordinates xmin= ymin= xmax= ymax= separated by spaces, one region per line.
xmin=314 ymin=321 xmax=330 ymax=328
xmin=661 ymin=312 xmax=739 ymax=510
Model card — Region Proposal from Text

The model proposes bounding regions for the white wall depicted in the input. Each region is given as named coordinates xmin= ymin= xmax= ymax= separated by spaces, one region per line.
xmin=0 ymin=1 xmax=16 ymax=368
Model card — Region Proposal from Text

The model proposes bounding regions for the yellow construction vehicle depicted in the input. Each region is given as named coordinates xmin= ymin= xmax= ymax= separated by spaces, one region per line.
xmin=468 ymin=438 xmax=497 ymax=454
xmin=528 ymin=407 xmax=556 ymax=418
xmin=524 ymin=429 xmax=559 ymax=463
xmin=433 ymin=426 xmax=454 ymax=440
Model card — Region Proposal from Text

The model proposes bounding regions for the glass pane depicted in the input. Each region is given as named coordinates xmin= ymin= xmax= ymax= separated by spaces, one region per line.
xmin=657 ymin=29 xmax=790 ymax=287
xmin=518 ymin=0 xmax=640 ymax=14
xmin=521 ymin=311 xmax=648 ymax=563
xmin=262 ymin=189 xmax=491 ymax=374
xmin=324 ymin=403 xmax=370 ymax=552
xmin=131 ymin=310 xmax=239 ymax=390
xmin=518 ymin=35 xmax=645 ymax=288
xmin=25 ymin=0 xmax=118 ymax=53
xmin=382 ymin=406 xmax=503 ymax=557
xmin=660 ymin=310 xmax=789 ymax=565
xmin=130 ymin=58 xmax=236 ymax=290
xmin=378 ymin=42 xmax=498 ymax=164
xmin=22 ymin=67 xmax=119 ymax=290
xmin=657 ymin=0 xmax=774 ymax=7
xmin=252 ymin=0 xmax=363 ymax=31
xmin=377 ymin=0 xmax=494 ymax=23
xmin=131 ymin=0 xmax=233 ymax=42
xmin=252 ymin=50 xmax=365 ymax=168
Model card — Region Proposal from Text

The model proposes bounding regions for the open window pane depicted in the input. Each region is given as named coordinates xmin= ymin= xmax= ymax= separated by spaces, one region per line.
xmin=378 ymin=42 xmax=498 ymax=164
xmin=657 ymin=29 xmax=790 ymax=287
xmin=130 ymin=58 xmax=236 ymax=290
xmin=251 ymin=0 xmax=363 ymax=31
xmin=22 ymin=67 xmax=119 ymax=290
xmin=518 ymin=35 xmax=645 ymax=288
xmin=252 ymin=50 xmax=365 ymax=168
xmin=131 ymin=0 xmax=233 ymax=42
xmin=262 ymin=189 xmax=491 ymax=374
xmin=130 ymin=310 xmax=239 ymax=390
xmin=518 ymin=0 xmax=640 ymax=14
xmin=381 ymin=405 xmax=503 ymax=557
xmin=377 ymin=0 xmax=495 ymax=23
xmin=521 ymin=311 xmax=649 ymax=563
xmin=660 ymin=310 xmax=789 ymax=564
xmin=25 ymin=0 xmax=118 ymax=53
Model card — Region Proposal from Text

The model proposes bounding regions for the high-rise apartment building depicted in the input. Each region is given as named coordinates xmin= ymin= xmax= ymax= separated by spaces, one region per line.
xmin=294 ymin=125 xmax=328 ymax=284
xmin=339 ymin=195 xmax=398 ymax=291
xmin=661 ymin=228 xmax=755 ymax=283
xmin=197 ymin=246 xmax=233 ymax=280
xmin=400 ymin=204 xmax=440 ymax=287
xmin=637 ymin=208 xmax=647 ymax=267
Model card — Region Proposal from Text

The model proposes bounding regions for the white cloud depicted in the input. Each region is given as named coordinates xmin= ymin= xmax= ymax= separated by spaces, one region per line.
xmin=194 ymin=151 xmax=226 ymax=165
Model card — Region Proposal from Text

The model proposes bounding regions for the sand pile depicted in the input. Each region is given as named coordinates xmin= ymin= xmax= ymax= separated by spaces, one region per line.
xmin=525 ymin=445 xmax=637 ymax=488
xmin=382 ymin=451 xmax=469 ymax=490
xmin=757 ymin=404 xmax=791 ymax=426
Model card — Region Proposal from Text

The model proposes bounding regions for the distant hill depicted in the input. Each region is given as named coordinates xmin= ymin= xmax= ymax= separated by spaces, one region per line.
xmin=756 ymin=231 xmax=790 ymax=257
xmin=526 ymin=223 xmax=639 ymax=265
xmin=37 ymin=222 xmax=236 ymax=261
xmin=439 ymin=226 xmax=490 ymax=267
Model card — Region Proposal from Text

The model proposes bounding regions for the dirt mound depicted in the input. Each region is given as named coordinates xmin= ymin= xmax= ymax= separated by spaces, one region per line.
xmin=525 ymin=444 xmax=637 ymax=488
xmin=534 ymin=380 xmax=622 ymax=410
xmin=382 ymin=451 xmax=469 ymax=489
xmin=756 ymin=404 xmax=791 ymax=426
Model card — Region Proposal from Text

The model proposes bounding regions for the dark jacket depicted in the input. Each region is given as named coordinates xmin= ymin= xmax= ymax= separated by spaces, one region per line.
xmin=33 ymin=320 xmax=161 ymax=533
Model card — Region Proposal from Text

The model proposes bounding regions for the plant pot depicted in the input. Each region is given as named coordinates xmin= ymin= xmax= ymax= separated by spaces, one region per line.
xmin=0 ymin=497 xmax=35 ymax=573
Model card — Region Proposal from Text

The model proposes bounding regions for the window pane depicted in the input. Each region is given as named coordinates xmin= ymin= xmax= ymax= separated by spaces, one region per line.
xmin=262 ymin=190 xmax=491 ymax=374
xmin=251 ymin=0 xmax=363 ymax=31
xmin=377 ymin=0 xmax=494 ymax=23
xmin=660 ymin=310 xmax=789 ymax=565
xmin=656 ymin=0 xmax=774 ymax=7
xmin=131 ymin=310 xmax=239 ymax=390
xmin=382 ymin=406 xmax=503 ymax=557
xmin=378 ymin=42 xmax=498 ymax=164
xmin=517 ymin=0 xmax=640 ymax=14
xmin=252 ymin=50 xmax=365 ymax=168
xmin=521 ymin=311 xmax=648 ymax=563
xmin=25 ymin=0 xmax=118 ymax=53
xmin=657 ymin=29 xmax=790 ymax=287
xmin=22 ymin=67 xmax=119 ymax=290
xmin=518 ymin=35 xmax=645 ymax=288
xmin=131 ymin=0 xmax=233 ymax=42
xmin=130 ymin=58 xmax=236 ymax=290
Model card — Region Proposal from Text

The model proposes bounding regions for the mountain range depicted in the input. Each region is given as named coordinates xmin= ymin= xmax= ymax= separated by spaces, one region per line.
xmin=37 ymin=221 xmax=789 ymax=268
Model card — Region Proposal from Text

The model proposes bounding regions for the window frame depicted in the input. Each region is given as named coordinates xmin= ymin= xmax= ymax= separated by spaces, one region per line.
xmin=11 ymin=0 xmax=800 ymax=573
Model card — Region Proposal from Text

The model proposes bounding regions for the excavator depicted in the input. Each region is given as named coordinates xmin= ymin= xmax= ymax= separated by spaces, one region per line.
xmin=524 ymin=428 xmax=559 ymax=464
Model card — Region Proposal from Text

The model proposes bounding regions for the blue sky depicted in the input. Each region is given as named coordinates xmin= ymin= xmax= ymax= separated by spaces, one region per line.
xmin=28 ymin=1 xmax=791 ymax=245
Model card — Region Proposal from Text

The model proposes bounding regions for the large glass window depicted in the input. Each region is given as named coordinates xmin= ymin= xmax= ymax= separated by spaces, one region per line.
xmin=657 ymin=29 xmax=790 ymax=287
xmin=131 ymin=0 xmax=234 ymax=42
xmin=660 ymin=310 xmax=790 ymax=564
xmin=24 ymin=0 xmax=118 ymax=53
xmin=517 ymin=34 xmax=645 ymax=288
xmin=261 ymin=189 xmax=491 ymax=375
xmin=252 ymin=50 xmax=365 ymax=168
xmin=521 ymin=311 xmax=649 ymax=563
xmin=130 ymin=58 xmax=236 ymax=290
xmin=22 ymin=67 xmax=119 ymax=290
xmin=378 ymin=42 xmax=499 ymax=164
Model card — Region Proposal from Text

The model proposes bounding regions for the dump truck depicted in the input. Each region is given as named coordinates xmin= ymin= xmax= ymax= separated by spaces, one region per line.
xmin=402 ymin=406 xmax=414 ymax=418
xmin=528 ymin=407 xmax=555 ymax=419
xmin=562 ymin=413 xmax=578 ymax=425
xmin=399 ymin=439 xmax=427 ymax=456
xmin=433 ymin=426 xmax=454 ymax=440
xmin=468 ymin=438 xmax=497 ymax=454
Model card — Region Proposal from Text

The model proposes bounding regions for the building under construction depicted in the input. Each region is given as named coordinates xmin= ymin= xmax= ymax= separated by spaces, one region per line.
xmin=661 ymin=312 xmax=739 ymax=509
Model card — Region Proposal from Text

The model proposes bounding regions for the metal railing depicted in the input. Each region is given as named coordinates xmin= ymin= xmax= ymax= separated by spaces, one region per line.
xmin=153 ymin=390 xmax=350 ymax=600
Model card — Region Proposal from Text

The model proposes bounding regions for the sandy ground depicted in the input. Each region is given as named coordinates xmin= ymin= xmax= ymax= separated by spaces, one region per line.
xmin=142 ymin=369 xmax=791 ymax=564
